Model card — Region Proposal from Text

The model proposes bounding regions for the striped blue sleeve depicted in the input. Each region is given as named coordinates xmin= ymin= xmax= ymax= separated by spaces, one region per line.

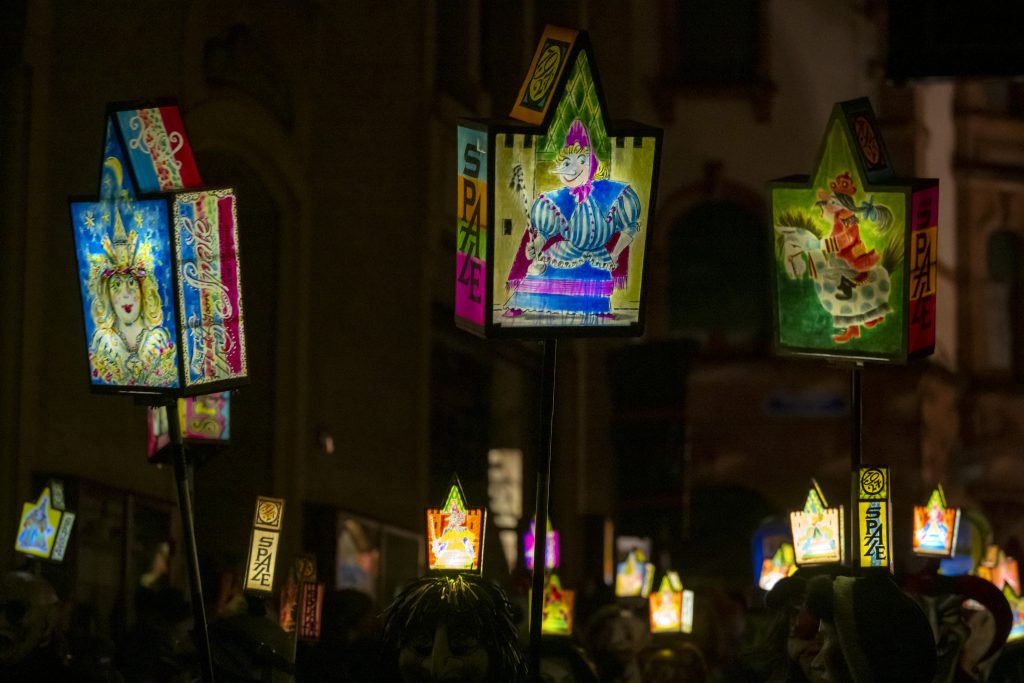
xmin=530 ymin=195 xmax=561 ymax=239
xmin=613 ymin=186 xmax=642 ymax=236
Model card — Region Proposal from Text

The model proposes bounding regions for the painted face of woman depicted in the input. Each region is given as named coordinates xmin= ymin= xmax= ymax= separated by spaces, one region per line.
xmin=109 ymin=273 xmax=142 ymax=327
xmin=555 ymin=153 xmax=590 ymax=187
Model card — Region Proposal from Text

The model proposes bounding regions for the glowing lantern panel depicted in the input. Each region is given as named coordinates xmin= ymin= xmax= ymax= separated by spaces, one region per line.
xmin=912 ymin=485 xmax=960 ymax=558
xmin=541 ymin=573 xmax=575 ymax=636
xmin=759 ymin=542 xmax=798 ymax=591
xmin=426 ymin=479 xmax=485 ymax=572
xmin=856 ymin=466 xmax=893 ymax=571
xmin=524 ymin=517 xmax=560 ymax=571
xmin=456 ymin=26 xmax=662 ymax=338
xmin=147 ymin=392 xmax=231 ymax=459
xmin=15 ymin=482 xmax=75 ymax=562
xmin=70 ymin=102 xmax=247 ymax=395
xmin=790 ymin=481 xmax=844 ymax=566
xmin=649 ymin=573 xmax=684 ymax=633
xmin=615 ymin=548 xmax=655 ymax=598
xmin=245 ymin=496 xmax=285 ymax=594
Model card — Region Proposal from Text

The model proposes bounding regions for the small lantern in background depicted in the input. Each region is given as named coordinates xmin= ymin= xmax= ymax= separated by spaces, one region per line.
xmin=540 ymin=573 xmax=575 ymax=636
xmin=456 ymin=26 xmax=662 ymax=338
xmin=426 ymin=475 xmax=486 ymax=572
xmin=245 ymin=496 xmax=285 ymax=594
xmin=70 ymin=101 xmax=247 ymax=396
xmin=1004 ymin=586 xmax=1024 ymax=643
xmin=147 ymin=392 xmax=231 ymax=462
xmin=758 ymin=543 xmax=797 ymax=591
xmin=978 ymin=545 xmax=1021 ymax=596
xmin=649 ymin=572 xmax=683 ymax=633
xmin=855 ymin=466 xmax=893 ymax=572
xmin=790 ymin=480 xmax=844 ymax=566
xmin=524 ymin=517 xmax=560 ymax=571
xmin=770 ymin=98 xmax=938 ymax=363
xmin=298 ymin=572 xmax=325 ymax=643
xmin=912 ymin=485 xmax=960 ymax=558
xmin=615 ymin=548 xmax=655 ymax=598
xmin=15 ymin=480 xmax=75 ymax=562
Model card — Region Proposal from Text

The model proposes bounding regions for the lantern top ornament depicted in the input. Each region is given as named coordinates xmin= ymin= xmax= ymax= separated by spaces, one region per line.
xmin=456 ymin=26 xmax=663 ymax=339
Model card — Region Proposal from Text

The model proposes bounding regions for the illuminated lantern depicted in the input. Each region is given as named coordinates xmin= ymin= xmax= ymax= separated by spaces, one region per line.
xmin=855 ymin=466 xmax=893 ymax=571
xmin=245 ymin=496 xmax=285 ymax=594
xmin=426 ymin=475 xmax=486 ymax=572
xmin=147 ymin=392 xmax=231 ymax=461
xmin=978 ymin=545 xmax=1021 ymax=596
xmin=456 ymin=26 xmax=662 ymax=338
xmin=770 ymin=98 xmax=938 ymax=362
xmin=615 ymin=548 xmax=655 ymax=598
xmin=298 ymin=581 xmax=325 ymax=642
xmin=758 ymin=543 xmax=798 ymax=591
xmin=912 ymin=485 xmax=960 ymax=558
xmin=1005 ymin=586 xmax=1024 ymax=643
xmin=540 ymin=573 xmax=575 ymax=636
xmin=790 ymin=480 xmax=845 ymax=566
xmin=70 ymin=101 xmax=247 ymax=396
xmin=524 ymin=517 xmax=561 ymax=571
xmin=14 ymin=480 xmax=75 ymax=562
xmin=649 ymin=572 xmax=683 ymax=633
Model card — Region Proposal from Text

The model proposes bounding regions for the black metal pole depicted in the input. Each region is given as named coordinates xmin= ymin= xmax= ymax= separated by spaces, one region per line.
xmin=529 ymin=338 xmax=558 ymax=678
xmin=167 ymin=402 xmax=216 ymax=683
xmin=850 ymin=364 xmax=863 ymax=571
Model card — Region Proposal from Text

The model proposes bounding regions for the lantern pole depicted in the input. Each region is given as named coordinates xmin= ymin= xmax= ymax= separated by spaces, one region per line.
xmin=528 ymin=338 xmax=558 ymax=676
xmin=849 ymin=363 xmax=863 ymax=572
xmin=166 ymin=400 xmax=217 ymax=683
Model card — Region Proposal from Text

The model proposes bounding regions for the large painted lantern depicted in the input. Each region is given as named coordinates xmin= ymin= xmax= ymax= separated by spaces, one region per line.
xmin=456 ymin=26 xmax=662 ymax=337
xmin=770 ymin=98 xmax=938 ymax=362
xmin=912 ymin=485 xmax=960 ymax=558
xmin=70 ymin=101 xmax=247 ymax=395
xmin=790 ymin=480 xmax=845 ymax=566
xmin=977 ymin=546 xmax=1023 ymax=642
xmin=14 ymin=480 xmax=75 ymax=562
xmin=426 ymin=475 xmax=486 ymax=573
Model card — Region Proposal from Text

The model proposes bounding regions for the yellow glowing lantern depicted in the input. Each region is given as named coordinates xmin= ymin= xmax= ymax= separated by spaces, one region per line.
xmin=615 ymin=548 xmax=655 ymax=598
xmin=759 ymin=542 xmax=798 ymax=591
xmin=856 ymin=466 xmax=893 ymax=571
xmin=540 ymin=573 xmax=575 ymax=636
xmin=426 ymin=476 xmax=486 ymax=572
xmin=245 ymin=496 xmax=285 ymax=594
xmin=790 ymin=480 xmax=845 ymax=566
xmin=14 ymin=481 xmax=75 ymax=562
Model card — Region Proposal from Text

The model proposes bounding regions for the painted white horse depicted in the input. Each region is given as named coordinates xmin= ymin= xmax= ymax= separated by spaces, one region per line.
xmin=775 ymin=226 xmax=890 ymax=340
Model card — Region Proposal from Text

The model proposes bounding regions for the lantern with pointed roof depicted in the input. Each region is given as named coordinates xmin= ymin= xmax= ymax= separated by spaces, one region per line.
xmin=524 ymin=516 xmax=561 ymax=571
xmin=456 ymin=26 xmax=662 ymax=338
xmin=790 ymin=480 xmax=845 ymax=566
xmin=70 ymin=100 xmax=247 ymax=396
xmin=426 ymin=475 xmax=486 ymax=573
xmin=539 ymin=573 xmax=575 ymax=636
xmin=912 ymin=484 xmax=961 ymax=558
xmin=758 ymin=543 xmax=798 ymax=591
xmin=769 ymin=98 xmax=938 ymax=363
xmin=14 ymin=480 xmax=75 ymax=562
xmin=615 ymin=548 xmax=655 ymax=598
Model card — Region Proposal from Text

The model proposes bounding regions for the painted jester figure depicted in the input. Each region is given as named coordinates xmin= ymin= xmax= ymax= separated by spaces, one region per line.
xmin=505 ymin=119 xmax=641 ymax=320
